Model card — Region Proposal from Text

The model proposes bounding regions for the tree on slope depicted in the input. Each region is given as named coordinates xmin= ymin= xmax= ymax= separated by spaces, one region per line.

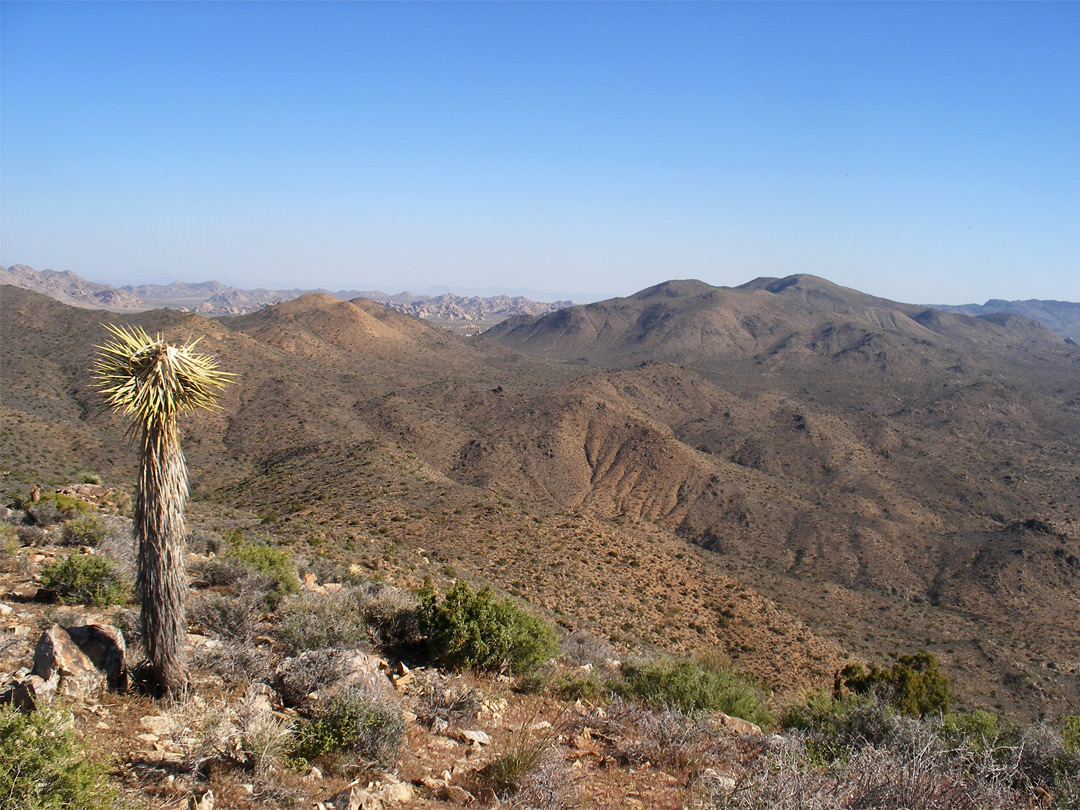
xmin=95 ymin=324 xmax=232 ymax=696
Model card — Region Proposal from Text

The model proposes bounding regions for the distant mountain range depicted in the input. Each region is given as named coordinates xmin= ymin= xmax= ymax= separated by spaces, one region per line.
xmin=0 ymin=264 xmax=572 ymax=325
xmin=933 ymin=299 xmax=1080 ymax=342
xmin=5 ymin=265 xmax=1078 ymax=340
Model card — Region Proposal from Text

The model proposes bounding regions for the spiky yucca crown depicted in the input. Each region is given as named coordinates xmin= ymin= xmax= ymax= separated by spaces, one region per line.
xmin=94 ymin=324 xmax=233 ymax=432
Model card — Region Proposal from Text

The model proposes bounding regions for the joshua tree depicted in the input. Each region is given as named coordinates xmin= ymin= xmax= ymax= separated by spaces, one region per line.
xmin=94 ymin=324 xmax=232 ymax=696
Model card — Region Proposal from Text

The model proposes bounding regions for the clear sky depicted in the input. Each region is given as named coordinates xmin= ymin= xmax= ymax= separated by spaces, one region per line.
xmin=2 ymin=2 xmax=1077 ymax=304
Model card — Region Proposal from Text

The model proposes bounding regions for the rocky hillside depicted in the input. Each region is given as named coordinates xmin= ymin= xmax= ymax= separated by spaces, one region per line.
xmin=3 ymin=277 xmax=1079 ymax=720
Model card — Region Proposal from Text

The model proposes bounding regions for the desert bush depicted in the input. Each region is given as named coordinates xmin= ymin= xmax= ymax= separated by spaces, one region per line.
xmin=189 ymin=591 xmax=262 ymax=642
xmin=418 ymin=580 xmax=558 ymax=673
xmin=560 ymin=629 xmax=616 ymax=668
xmin=80 ymin=472 xmax=104 ymax=485
xmin=39 ymin=552 xmax=129 ymax=607
xmin=1000 ymin=722 xmax=1080 ymax=807
xmin=275 ymin=649 xmax=349 ymax=707
xmin=711 ymin=729 xmax=1024 ymax=810
xmin=580 ymin=697 xmax=722 ymax=783
xmin=613 ymin=654 xmax=773 ymax=727
xmin=0 ymin=703 xmax=117 ymax=810
xmin=410 ymin=668 xmax=482 ymax=727
xmin=941 ymin=708 xmax=1002 ymax=753
xmin=1063 ymin=715 xmax=1080 ymax=753
xmin=25 ymin=492 xmax=92 ymax=527
xmin=221 ymin=538 xmax=299 ymax=602
xmin=288 ymin=684 xmax=404 ymax=773
xmin=275 ymin=590 xmax=368 ymax=655
xmin=555 ymin=668 xmax=608 ymax=702
xmin=838 ymin=651 xmax=949 ymax=717
xmin=352 ymin=580 xmax=423 ymax=654
xmin=17 ymin=524 xmax=50 ymax=547
xmin=484 ymin=725 xmax=575 ymax=808
xmin=59 ymin=514 xmax=109 ymax=546
xmin=781 ymin=691 xmax=897 ymax=764
xmin=164 ymin=689 xmax=294 ymax=776
xmin=0 ymin=523 xmax=18 ymax=571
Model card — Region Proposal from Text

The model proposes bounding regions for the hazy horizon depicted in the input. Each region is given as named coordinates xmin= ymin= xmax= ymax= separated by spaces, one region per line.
xmin=2 ymin=2 xmax=1078 ymax=305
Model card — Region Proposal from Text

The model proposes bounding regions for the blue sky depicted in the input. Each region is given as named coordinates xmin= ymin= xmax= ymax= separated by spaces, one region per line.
xmin=2 ymin=2 xmax=1077 ymax=303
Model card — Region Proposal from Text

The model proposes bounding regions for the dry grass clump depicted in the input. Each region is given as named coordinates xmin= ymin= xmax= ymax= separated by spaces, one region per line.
xmin=480 ymin=713 xmax=577 ymax=810
xmin=162 ymin=688 xmax=294 ymax=779
xmin=577 ymin=697 xmax=727 ymax=785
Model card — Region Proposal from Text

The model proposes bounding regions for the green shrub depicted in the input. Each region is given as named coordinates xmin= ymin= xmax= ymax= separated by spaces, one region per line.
xmin=838 ymin=651 xmax=950 ymax=717
xmin=221 ymin=538 xmax=299 ymax=602
xmin=0 ymin=704 xmax=117 ymax=810
xmin=1062 ymin=715 xmax=1080 ymax=753
xmin=0 ymin=523 xmax=18 ymax=569
xmin=781 ymin=691 xmax=898 ymax=764
xmin=39 ymin=552 xmax=129 ymax=607
xmin=612 ymin=654 xmax=773 ymax=727
xmin=418 ymin=580 xmax=558 ymax=673
xmin=556 ymin=670 xmax=607 ymax=702
xmin=942 ymin=708 xmax=1002 ymax=753
xmin=26 ymin=492 xmax=92 ymax=527
xmin=288 ymin=685 xmax=404 ymax=773
xmin=60 ymin=514 xmax=109 ymax=547
xmin=80 ymin=472 xmax=104 ymax=485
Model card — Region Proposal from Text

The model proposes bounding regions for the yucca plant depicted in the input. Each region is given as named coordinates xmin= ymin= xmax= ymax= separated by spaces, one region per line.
xmin=94 ymin=324 xmax=232 ymax=696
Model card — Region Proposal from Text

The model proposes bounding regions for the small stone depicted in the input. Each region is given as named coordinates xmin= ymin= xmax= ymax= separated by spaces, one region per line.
xmin=443 ymin=785 xmax=475 ymax=804
xmin=140 ymin=715 xmax=177 ymax=736
xmin=430 ymin=717 xmax=449 ymax=735
xmin=460 ymin=729 xmax=491 ymax=746
xmin=137 ymin=733 xmax=159 ymax=743
xmin=305 ymin=765 xmax=323 ymax=780
xmin=377 ymin=782 xmax=413 ymax=803
xmin=401 ymin=709 xmax=418 ymax=724
xmin=95 ymin=721 xmax=110 ymax=730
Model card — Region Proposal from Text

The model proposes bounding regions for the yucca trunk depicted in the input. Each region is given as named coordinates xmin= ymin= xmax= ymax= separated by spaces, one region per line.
xmin=135 ymin=421 xmax=190 ymax=694
xmin=94 ymin=324 xmax=232 ymax=699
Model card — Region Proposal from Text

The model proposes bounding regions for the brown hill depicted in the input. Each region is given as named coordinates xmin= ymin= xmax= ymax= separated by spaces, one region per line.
xmin=3 ymin=278 xmax=1079 ymax=717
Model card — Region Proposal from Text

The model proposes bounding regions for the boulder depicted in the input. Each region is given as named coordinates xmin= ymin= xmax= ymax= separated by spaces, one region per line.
xmin=66 ymin=624 xmax=127 ymax=690
xmin=32 ymin=624 xmax=105 ymax=701
xmin=56 ymin=483 xmax=112 ymax=505
xmin=710 ymin=711 xmax=762 ymax=736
